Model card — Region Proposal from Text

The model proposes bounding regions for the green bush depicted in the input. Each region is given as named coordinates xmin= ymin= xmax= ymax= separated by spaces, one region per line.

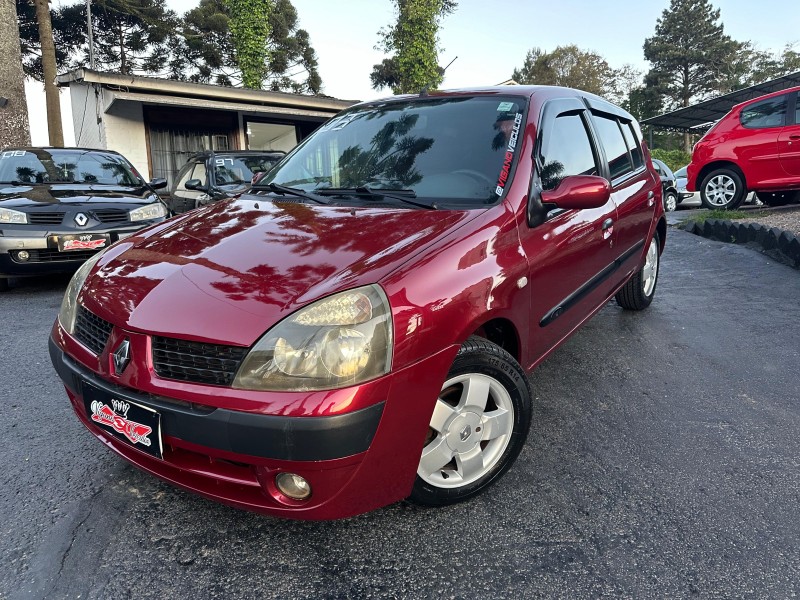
xmin=650 ymin=149 xmax=692 ymax=172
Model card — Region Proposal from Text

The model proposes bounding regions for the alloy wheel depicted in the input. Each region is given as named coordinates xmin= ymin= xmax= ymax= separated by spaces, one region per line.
xmin=704 ymin=174 xmax=737 ymax=207
xmin=643 ymin=237 xmax=659 ymax=297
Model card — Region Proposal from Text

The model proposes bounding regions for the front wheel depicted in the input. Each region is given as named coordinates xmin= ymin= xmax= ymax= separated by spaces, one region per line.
xmin=700 ymin=169 xmax=746 ymax=210
xmin=664 ymin=191 xmax=678 ymax=212
xmin=616 ymin=233 xmax=660 ymax=311
xmin=408 ymin=337 xmax=532 ymax=507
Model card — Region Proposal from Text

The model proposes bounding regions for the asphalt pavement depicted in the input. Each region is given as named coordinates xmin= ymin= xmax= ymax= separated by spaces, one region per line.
xmin=1 ymin=228 xmax=799 ymax=599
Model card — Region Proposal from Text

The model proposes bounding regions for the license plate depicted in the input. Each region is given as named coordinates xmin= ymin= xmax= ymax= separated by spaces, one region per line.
xmin=83 ymin=384 xmax=163 ymax=460
xmin=57 ymin=234 xmax=109 ymax=252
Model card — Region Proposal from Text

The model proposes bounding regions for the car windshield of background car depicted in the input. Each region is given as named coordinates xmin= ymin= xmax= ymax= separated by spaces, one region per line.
xmin=0 ymin=149 xmax=140 ymax=186
xmin=259 ymin=96 xmax=528 ymax=205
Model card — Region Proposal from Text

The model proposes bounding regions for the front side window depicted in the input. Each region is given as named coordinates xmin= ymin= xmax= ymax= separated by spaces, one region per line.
xmin=538 ymin=113 xmax=598 ymax=191
xmin=740 ymin=96 xmax=787 ymax=129
xmin=592 ymin=114 xmax=633 ymax=180
xmin=0 ymin=149 xmax=140 ymax=185
xmin=261 ymin=96 xmax=528 ymax=205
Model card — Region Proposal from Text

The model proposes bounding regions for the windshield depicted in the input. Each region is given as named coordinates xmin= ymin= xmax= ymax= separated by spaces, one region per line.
xmin=0 ymin=149 xmax=141 ymax=185
xmin=260 ymin=96 xmax=528 ymax=205
xmin=213 ymin=153 xmax=284 ymax=187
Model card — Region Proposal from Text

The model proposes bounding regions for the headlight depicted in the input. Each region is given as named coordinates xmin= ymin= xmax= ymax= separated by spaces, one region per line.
xmin=58 ymin=252 xmax=105 ymax=334
xmin=129 ymin=203 xmax=167 ymax=222
xmin=233 ymin=285 xmax=393 ymax=391
xmin=0 ymin=207 xmax=28 ymax=224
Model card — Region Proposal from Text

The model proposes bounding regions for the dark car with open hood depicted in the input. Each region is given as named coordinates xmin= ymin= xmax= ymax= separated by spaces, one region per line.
xmin=0 ymin=147 xmax=169 ymax=291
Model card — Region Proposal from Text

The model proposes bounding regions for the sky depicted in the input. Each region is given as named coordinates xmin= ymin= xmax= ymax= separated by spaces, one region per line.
xmin=26 ymin=0 xmax=799 ymax=145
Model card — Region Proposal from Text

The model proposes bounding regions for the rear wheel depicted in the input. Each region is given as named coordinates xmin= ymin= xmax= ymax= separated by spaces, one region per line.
xmin=664 ymin=191 xmax=678 ymax=212
xmin=700 ymin=169 xmax=746 ymax=210
xmin=409 ymin=337 xmax=532 ymax=507
xmin=756 ymin=191 xmax=800 ymax=207
xmin=616 ymin=233 xmax=660 ymax=311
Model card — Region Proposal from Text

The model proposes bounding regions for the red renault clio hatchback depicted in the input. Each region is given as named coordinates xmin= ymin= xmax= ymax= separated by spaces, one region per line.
xmin=50 ymin=87 xmax=665 ymax=520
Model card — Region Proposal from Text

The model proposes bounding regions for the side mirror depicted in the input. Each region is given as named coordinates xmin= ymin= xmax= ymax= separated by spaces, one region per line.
xmin=184 ymin=179 xmax=205 ymax=191
xmin=148 ymin=177 xmax=168 ymax=190
xmin=540 ymin=175 xmax=611 ymax=210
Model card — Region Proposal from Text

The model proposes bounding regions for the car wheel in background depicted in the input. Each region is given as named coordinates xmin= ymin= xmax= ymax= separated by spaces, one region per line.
xmin=409 ymin=337 xmax=532 ymax=507
xmin=756 ymin=191 xmax=800 ymax=207
xmin=700 ymin=169 xmax=746 ymax=210
xmin=616 ymin=233 xmax=660 ymax=311
xmin=664 ymin=191 xmax=678 ymax=212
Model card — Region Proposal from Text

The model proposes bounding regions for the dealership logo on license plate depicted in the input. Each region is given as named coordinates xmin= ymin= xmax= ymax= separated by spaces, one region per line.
xmin=89 ymin=400 xmax=154 ymax=447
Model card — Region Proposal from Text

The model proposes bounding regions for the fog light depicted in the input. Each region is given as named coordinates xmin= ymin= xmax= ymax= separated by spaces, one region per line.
xmin=275 ymin=472 xmax=311 ymax=500
xmin=17 ymin=250 xmax=30 ymax=261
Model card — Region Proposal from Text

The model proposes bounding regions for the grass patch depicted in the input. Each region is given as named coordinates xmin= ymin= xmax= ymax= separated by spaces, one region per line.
xmin=687 ymin=209 xmax=765 ymax=224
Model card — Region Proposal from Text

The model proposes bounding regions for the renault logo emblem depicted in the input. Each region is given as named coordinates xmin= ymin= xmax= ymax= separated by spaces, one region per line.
xmin=459 ymin=424 xmax=471 ymax=442
xmin=113 ymin=339 xmax=131 ymax=375
xmin=74 ymin=212 xmax=88 ymax=226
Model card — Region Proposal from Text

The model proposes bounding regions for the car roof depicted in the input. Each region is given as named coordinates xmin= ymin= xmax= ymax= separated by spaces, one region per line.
xmin=733 ymin=84 xmax=800 ymax=111
xmin=1 ymin=146 xmax=125 ymax=155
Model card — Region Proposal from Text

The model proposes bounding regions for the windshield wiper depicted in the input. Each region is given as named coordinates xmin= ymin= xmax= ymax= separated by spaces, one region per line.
xmin=315 ymin=185 xmax=437 ymax=210
xmin=267 ymin=182 xmax=331 ymax=205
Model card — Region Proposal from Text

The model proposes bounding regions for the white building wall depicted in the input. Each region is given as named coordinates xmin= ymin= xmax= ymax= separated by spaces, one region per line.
xmin=69 ymin=83 xmax=105 ymax=149
xmin=102 ymin=96 xmax=149 ymax=178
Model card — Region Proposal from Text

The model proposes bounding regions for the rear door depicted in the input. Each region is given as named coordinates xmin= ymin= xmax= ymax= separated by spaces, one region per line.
xmin=588 ymin=111 xmax=657 ymax=281
xmin=519 ymin=98 xmax=619 ymax=364
xmin=778 ymin=92 xmax=800 ymax=177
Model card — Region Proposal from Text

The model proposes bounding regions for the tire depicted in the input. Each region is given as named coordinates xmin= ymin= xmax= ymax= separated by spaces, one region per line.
xmin=699 ymin=169 xmax=746 ymax=210
xmin=408 ymin=337 xmax=532 ymax=507
xmin=616 ymin=233 xmax=660 ymax=311
xmin=664 ymin=191 xmax=678 ymax=212
xmin=756 ymin=191 xmax=800 ymax=207
xmin=0 ymin=278 xmax=8 ymax=292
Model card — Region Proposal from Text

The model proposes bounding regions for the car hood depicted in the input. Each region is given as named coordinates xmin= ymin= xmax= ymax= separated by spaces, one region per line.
xmin=82 ymin=199 xmax=479 ymax=346
xmin=0 ymin=183 xmax=155 ymax=208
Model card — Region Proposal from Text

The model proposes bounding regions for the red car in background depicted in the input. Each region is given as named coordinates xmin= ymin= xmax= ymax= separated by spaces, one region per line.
xmin=687 ymin=86 xmax=800 ymax=209
xmin=50 ymin=86 xmax=665 ymax=520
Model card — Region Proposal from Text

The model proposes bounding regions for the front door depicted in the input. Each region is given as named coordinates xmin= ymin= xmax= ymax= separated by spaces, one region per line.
xmin=519 ymin=100 xmax=619 ymax=367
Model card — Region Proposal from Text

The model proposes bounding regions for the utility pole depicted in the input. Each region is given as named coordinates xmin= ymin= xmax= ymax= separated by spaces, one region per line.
xmin=0 ymin=0 xmax=32 ymax=147
xmin=33 ymin=0 xmax=64 ymax=147
xmin=86 ymin=0 xmax=95 ymax=69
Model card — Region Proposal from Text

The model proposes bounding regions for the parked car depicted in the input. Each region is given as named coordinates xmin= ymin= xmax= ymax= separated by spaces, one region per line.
xmin=651 ymin=158 xmax=679 ymax=212
xmin=50 ymin=86 xmax=666 ymax=520
xmin=687 ymin=86 xmax=800 ymax=209
xmin=168 ymin=150 xmax=286 ymax=214
xmin=0 ymin=147 xmax=168 ymax=291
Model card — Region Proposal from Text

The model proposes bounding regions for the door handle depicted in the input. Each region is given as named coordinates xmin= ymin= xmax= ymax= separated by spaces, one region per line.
xmin=790 ymin=134 xmax=800 ymax=140
xmin=647 ymin=190 xmax=655 ymax=207
xmin=602 ymin=218 xmax=614 ymax=231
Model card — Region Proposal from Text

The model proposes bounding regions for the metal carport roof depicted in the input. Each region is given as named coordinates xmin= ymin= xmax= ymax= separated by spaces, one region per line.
xmin=641 ymin=71 xmax=800 ymax=132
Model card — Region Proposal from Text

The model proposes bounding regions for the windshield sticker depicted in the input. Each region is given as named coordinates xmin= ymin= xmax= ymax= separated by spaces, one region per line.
xmin=1 ymin=150 xmax=26 ymax=159
xmin=495 ymin=112 xmax=524 ymax=196
xmin=215 ymin=158 xmax=235 ymax=166
xmin=497 ymin=102 xmax=515 ymax=112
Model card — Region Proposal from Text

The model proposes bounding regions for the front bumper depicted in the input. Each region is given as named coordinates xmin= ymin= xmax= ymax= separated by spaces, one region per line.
xmin=0 ymin=227 xmax=143 ymax=277
xmin=50 ymin=325 xmax=459 ymax=519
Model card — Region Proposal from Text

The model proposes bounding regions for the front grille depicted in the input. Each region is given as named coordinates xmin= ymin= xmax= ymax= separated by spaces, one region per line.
xmin=74 ymin=306 xmax=114 ymax=355
xmin=92 ymin=209 xmax=129 ymax=223
xmin=28 ymin=212 xmax=65 ymax=225
xmin=14 ymin=249 xmax=101 ymax=263
xmin=152 ymin=337 xmax=248 ymax=387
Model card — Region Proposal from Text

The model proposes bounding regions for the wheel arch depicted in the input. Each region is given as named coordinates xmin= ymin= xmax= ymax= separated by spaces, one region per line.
xmin=655 ymin=217 xmax=667 ymax=254
xmin=697 ymin=160 xmax=747 ymax=191
xmin=470 ymin=317 xmax=521 ymax=363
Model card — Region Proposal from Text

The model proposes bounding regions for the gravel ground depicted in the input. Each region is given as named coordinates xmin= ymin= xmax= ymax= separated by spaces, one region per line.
xmin=739 ymin=205 xmax=800 ymax=236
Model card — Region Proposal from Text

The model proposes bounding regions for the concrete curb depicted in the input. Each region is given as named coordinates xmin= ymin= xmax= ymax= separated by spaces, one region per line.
xmin=680 ymin=218 xmax=800 ymax=270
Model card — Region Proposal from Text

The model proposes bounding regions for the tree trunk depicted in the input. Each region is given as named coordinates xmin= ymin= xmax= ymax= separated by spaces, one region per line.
xmin=0 ymin=0 xmax=32 ymax=147
xmin=33 ymin=0 xmax=63 ymax=147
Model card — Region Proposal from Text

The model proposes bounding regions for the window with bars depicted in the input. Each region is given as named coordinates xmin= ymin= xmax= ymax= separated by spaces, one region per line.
xmin=149 ymin=130 xmax=230 ymax=188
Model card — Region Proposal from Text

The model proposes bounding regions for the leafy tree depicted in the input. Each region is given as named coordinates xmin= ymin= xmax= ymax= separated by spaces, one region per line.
xmin=728 ymin=43 xmax=800 ymax=89
xmin=224 ymin=0 xmax=271 ymax=89
xmin=371 ymin=0 xmax=456 ymax=94
xmin=512 ymin=45 xmax=616 ymax=97
xmin=177 ymin=0 xmax=322 ymax=93
xmin=643 ymin=0 xmax=739 ymax=150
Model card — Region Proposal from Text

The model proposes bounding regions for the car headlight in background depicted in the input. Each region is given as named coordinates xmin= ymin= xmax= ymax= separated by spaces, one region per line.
xmin=129 ymin=203 xmax=167 ymax=222
xmin=0 ymin=207 xmax=28 ymax=224
xmin=233 ymin=285 xmax=393 ymax=392
xmin=58 ymin=251 xmax=105 ymax=335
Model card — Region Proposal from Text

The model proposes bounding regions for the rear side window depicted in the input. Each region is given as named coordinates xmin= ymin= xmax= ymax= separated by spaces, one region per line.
xmin=539 ymin=113 xmax=598 ymax=191
xmin=592 ymin=114 xmax=633 ymax=180
xmin=740 ymin=96 xmax=787 ymax=129
xmin=622 ymin=123 xmax=644 ymax=169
